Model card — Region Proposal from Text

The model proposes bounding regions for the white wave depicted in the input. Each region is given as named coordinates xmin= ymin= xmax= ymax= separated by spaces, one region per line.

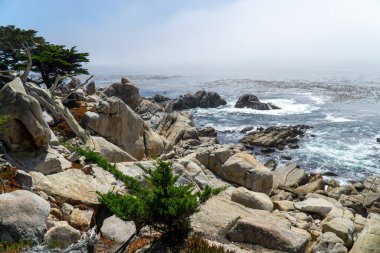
xmin=324 ymin=113 xmax=355 ymax=123
xmin=214 ymin=98 xmax=320 ymax=115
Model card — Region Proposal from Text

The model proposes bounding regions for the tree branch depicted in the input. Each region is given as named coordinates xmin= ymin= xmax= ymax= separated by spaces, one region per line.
xmin=20 ymin=46 xmax=32 ymax=83
xmin=61 ymin=75 xmax=93 ymax=102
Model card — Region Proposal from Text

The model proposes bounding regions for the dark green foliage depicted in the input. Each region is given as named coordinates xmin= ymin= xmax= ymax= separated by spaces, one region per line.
xmin=0 ymin=25 xmax=89 ymax=87
xmin=0 ymin=115 xmax=11 ymax=133
xmin=31 ymin=43 xmax=89 ymax=86
xmin=0 ymin=25 xmax=45 ymax=71
xmin=70 ymin=146 xmax=225 ymax=244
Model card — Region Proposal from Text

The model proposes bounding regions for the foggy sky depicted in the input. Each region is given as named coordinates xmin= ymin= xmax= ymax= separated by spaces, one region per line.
xmin=2 ymin=0 xmax=380 ymax=75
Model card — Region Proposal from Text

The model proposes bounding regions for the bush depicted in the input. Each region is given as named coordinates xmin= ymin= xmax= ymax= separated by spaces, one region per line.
xmin=182 ymin=235 xmax=235 ymax=253
xmin=72 ymin=147 xmax=225 ymax=250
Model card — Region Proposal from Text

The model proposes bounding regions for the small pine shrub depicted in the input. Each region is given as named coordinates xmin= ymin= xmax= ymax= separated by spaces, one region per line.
xmin=182 ymin=235 xmax=235 ymax=253
xmin=71 ymin=147 xmax=226 ymax=249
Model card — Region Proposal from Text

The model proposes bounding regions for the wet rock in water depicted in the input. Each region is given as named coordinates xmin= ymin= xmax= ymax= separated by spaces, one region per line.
xmin=0 ymin=190 xmax=50 ymax=244
xmin=281 ymin=155 xmax=293 ymax=160
xmin=173 ymin=90 xmax=226 ymax=110
xmin=151 ymin=94 xmax=171 ymax=103
xmin=264 ymin=159 xmax=277 ymax=171
xmin=261 ymin=148 xmax=276 ymax=154
xmin=234 ymin=94 xmax=280 ymax=110
xmin=240 ymin=125 xmax=311 ymax=149
xmin=376 ymin=137 xmax=380 ymax=143
xmin=323 ymin=171 xmax=339 ymax=177
xmin=197 ymin=126 xmax=217 ymax=137
xmin=102 ymin=78 xmax=141 ymax=109
xmin=240 ymin=126 xmax=254 ymax=133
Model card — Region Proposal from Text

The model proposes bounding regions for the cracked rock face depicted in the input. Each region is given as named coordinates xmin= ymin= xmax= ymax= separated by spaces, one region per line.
xmin=0 ymin=77 xmax=51 ymax=152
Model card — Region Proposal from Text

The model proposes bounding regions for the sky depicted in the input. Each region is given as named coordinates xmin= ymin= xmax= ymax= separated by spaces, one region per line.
xmin=1 ymin=0 xmax=380 ymax=76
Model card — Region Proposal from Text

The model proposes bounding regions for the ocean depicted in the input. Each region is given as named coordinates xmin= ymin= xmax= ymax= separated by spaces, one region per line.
xmin=94 ymin=73 xmax=380 ymax=183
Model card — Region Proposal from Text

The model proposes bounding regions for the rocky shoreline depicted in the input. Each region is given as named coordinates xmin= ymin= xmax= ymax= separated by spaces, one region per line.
xmin=0 ymin=76 xmax=379 ymax=253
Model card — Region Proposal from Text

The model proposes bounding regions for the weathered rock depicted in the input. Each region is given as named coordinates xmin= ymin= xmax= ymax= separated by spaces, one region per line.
xmin=86 ymin=80 xmax=96 ymax=95
xmin=173 ymin=90 xmax=226 ymax=110
xmin=363 ymin=176 xmax=380 ymax=193
xmin=67 ymin=208 xmax=94 ymax=231
xmin=296 ymin=177 xmax=324 ymax=194
xmin=273 ymin=164 xmax=308 ymax=188
xmin=0 ymin=78 xmax=51 ymax=151
xmin=156 ymin=112 xmax=198 ymax=144
xmin=44 ymin=224 xmax=81 ymax=249
xmin=227 ymin=211 xmax=310 ymax=253
xmin=101 ymin=215 xmax=136 ymax=243
xmin=312 ymin=232 xmax=347 ymax=253
xmin=30 ymin=166 xmax=121 ymax=205
xmin=322 ymin=217 xmax=354 ymax=247
xmin=328 ymin=185 xmax=357 ymax=200
xmin=294 ymin=198 xmax=336 ymax=218
xmin=197 ymin=127 xmax=217 ymax=137
xmin=152 ymin=94 xmax=171 ymax=103
xmin=350 ymin=213 xmax=380 ymax=253
xmin=363 ymin=192 xmax=380 ymax=207
xmin=240 ymin=125 xmax=310 ymax=149
xmin=143 ymin=126 xmax=167 ymax=157
xmin=273 ymin=200 xmax=295 ymax=211
xmin=231 ymin=187 xmax=273 ymax=211
xmin=339 ymin=194 xmax=367 ymax=217
xmin=14 ymin=169 xmax=33 ymax=189
xmin=220 ymin=152 xmax=273 ymax=194
xmin=235 ymin=94 xmax=280 ymax=110
xmin=0 ymin=190 xmax=50 ymax=244
xmin=103 ymin=80 xmax=141 ymax=109
xmin=84 ymin=97 xmax=156 ymax=159
xmin=353 ymin=214 xmax=367 ymax=233
xmin=91 ymin=136 xmax=137 ymax=163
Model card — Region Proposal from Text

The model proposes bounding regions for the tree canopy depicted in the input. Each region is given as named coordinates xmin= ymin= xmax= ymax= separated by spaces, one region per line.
xmin=0 ymin=25 xmax=89 ymax=87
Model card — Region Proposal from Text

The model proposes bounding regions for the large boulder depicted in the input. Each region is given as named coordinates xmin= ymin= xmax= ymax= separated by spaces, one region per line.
xmin=30 ymin=166 xmax=121 ymax=205
xmin=173 ymin=90 xmax=226 ymax=110
xmin=156 ymin=112 xmax=199 ymax=145
xmin=0 ymin=190 xmax=50 ymax=244
xmin=294 ymin=198 xmax=336 ymax=218
xmin=103 ymin=78 xmax=141 ymax=109
xmin=91 ymin=136 xmax=137 ymax=163
xmin=231 ymin=187 xmax=273 ymax=211
xmin=227 ymin=210 xmax=310 ymax=253
xmin=234 ymin=94 xmax=280 ymax=110
xmin=350 ymin=213 xmax=380 ymax=253
xmin=312 ymin=232 xmax=347 ymax=253
xmin=322 ymin=217 xmax=354 ymax=247
xmin=220 ymin=152 xmax=273 ymax=194
xmin=363 ymin=176 xmax=380 ymax=193
xmin=84 ymin=97 xmax=162 ymax=160
xmin=0 ymin=78 xmax=51 ymax=152
xmin=273 ymin=164 xmax=308 ymax=188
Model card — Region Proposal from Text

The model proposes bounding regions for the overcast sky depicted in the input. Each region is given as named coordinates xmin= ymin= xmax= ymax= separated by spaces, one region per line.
xmin=1 ymin=0 xmax=380 ymax=76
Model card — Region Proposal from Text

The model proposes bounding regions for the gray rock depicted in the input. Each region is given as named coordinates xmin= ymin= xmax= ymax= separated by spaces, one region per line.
xmin=0 ymin=190 xmax=50 ymax=244
xmin=227 ymin=210 xmax=310 ymax=253
xmin=86 ymin=80 xmax=96 ymax=95
xmin=312 ymin=232 xmax=347 ymax=253
xmin=350 ymin=213 xmax=380 ymax=253
xmin=0 ymin=78 xmax=51 ymax=152
xmin=220 ymin=152 xmax=273 ymax=194
xmin=322 ymin=217 xmax=354 ymax=247
xmin=103 ymin=81 xmax=141 ymax=109
xmin=273 ymin=164 xmax=308 ymax=188
xmin=44 ymin=224 xmax=81 ymax=249
xmin=294 ymin=197 xmax=336 ymax=218
xmin=235 ymin=94 xmax=280 ymax=110
xmin=14 ymin=169 xmax=33 ymax=189
xmin=173 ymin=90 xmax=226 ymax=110
xmin=101 ymin=215 xmax=136 ymax=243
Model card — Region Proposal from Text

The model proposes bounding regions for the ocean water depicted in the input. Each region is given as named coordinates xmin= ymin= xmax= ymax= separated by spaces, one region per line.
xmin=94 ymin=73 xmax=380 ymax=183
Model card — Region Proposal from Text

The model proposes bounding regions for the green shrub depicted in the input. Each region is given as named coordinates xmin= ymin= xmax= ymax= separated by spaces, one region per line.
xmin=71 ymin=147 xmax=225 ymax=249
xmin=0 ymin=115 xmax=10 ymax=133
xmin=182 ymin=235 xmax=235 ymax=253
